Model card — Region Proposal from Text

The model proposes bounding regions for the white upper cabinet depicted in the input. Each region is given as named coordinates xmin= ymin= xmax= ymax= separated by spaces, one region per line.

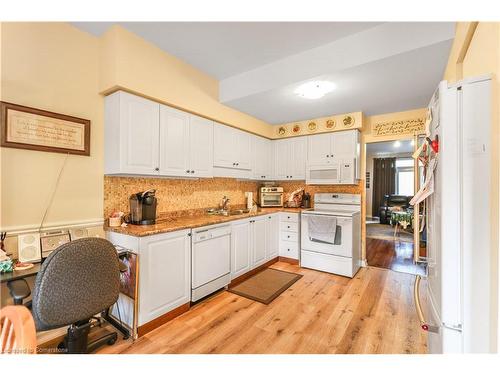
xmin=159 ymin=106 xmax=190 ymax=176
xmin=307 ymin=130 xmax=360 ymax=166
xmin=159 ymin=107 xmax=213 ymax=177
xmin=105 ymin=91 xmax=213 ymax=178
xmin=213 ymin=123 xmax=251 ymax=174
xmin=105 ymin=91 xmax=160 ymax=175
xmin=187 ymin=115 xmax=214 ymax=177
xmin=274 ymin=137 xmax=307 ymax=180
xmin=251 ymin=135 xmax=274 ymax=180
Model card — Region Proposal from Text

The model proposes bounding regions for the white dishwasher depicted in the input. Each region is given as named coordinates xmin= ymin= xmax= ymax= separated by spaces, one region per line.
xmin=191 ymin=223 xmax=232 ymax=302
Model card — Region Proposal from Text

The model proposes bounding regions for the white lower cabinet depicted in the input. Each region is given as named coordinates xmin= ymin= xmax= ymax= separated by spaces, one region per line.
xmin=265 ymin=214 xmax=279 ymax=259
xmin=251 ymin=216 xmax=267 ymax=268
xmin=231 ymin=219 xmax=252 ymax=279
xmin=138 ymin=230 xmax=191 ymax=326
xmin=279 ymin=212 xmax=300 ymax=260
xmin=107 ymin=229 xmax=191 ymax=327
xmin=231 ymin=213 xmax=280 ymax=279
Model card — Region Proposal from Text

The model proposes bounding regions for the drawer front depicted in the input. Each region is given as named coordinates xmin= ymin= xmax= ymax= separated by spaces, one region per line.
xmin=280 ymin=213 xmax=299 ymax=223
xmin=280 ymin=231 xmax=298 ymax=242
xmin=280 ymin=222 xmax=298 ymax=233
xmin=300 ymin=250 xmax=357 ymax=278
xmin=279 ymin=242 xmax=299 ymax=259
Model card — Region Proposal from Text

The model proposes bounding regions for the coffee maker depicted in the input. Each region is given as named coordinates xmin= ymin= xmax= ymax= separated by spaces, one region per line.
xmin=129 ymin=189 xmax=157 ymax=225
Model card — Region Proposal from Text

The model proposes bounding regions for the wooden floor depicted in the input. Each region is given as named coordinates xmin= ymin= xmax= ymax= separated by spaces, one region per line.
xmin=366 ymin=237 xmax=426 ymax=276
xmin=96 ymin=262 xmax=427 ymax=354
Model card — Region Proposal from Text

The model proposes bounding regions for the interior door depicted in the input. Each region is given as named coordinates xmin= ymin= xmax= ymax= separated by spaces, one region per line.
xmin=159 ymin=105 xmax=190 ymax=176
xmin=189 ymin=115 xmax=213 ymax=177
xmin=120 ymin=92 xmax=160 ymax=175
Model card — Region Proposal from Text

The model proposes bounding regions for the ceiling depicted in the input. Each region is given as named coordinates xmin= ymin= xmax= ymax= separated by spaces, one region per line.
xmin=72 ymin=22 xmax=455 ymax=125
xmin=366 ymin=140 xmax=414 ymax=156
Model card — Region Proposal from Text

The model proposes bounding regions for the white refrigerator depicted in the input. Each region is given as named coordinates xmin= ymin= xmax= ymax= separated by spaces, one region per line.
xmin=420 ymin=75 xmax=494 ymax=353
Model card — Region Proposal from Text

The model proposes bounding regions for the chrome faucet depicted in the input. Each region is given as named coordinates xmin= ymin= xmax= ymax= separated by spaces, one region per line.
xmin=220 ymin=196 xmax=230 ymax=211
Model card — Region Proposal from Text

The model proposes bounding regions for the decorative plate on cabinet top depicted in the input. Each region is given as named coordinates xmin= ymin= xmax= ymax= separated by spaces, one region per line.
xmin=307 ymin=121 xmax=317 ymax=132
xmin=292 ymin=123 xmax=301 ymax=134
xmin=325 ymin=119 xmax=336 ymax=129
xmin=342 ymin=115 xmax=355 ymax=128
xmin=277 ymin=126 xmax=287 ymax=137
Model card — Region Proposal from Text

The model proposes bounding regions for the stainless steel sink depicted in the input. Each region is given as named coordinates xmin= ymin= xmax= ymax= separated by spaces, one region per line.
xmin=206 ymin=208 xmax=250 ymax=216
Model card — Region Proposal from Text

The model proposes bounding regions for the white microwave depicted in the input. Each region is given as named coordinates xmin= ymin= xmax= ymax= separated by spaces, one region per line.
xmin=306 ymin=158 xmax=357 ymax=185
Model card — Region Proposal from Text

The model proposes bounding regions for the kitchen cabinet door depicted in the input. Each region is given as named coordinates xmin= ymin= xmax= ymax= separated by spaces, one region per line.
xmin=236 ymin=130 xmax=251 ymax=170
xmin=290 ymin=137 xmax=307 ymax=180
xmin=138 ymin=230 xmax=191 ymax=326
xmin=332 ymin=130 xmax=357 ymax=159
xmin=266 ymin=214 xmax=279 ymax=260
xmin=251 ymin=216 xmax=267 ymax=268
xmin=307 ymin=133 xmax=331 ymax=165
xmin=105 ymin=91 xmax=160 ymax=175
xmin=274 ymin=139 xmax=289 ymax=180
xmin=214 ymin=123 xmax=237 ymax=168
xmin=251 ymin=135 xmax=266 ymax=179
xmin=231 ymin=219 xmax=251 ymax=279
xmin=189 ymin=115 xmax=214 ymax=177
xmin=159 ymin=105 xmax=190 ymax=177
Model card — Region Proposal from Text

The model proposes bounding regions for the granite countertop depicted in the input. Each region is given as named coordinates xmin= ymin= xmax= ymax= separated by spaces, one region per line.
xmin=104 ymin=207 xmax=305 ymax=237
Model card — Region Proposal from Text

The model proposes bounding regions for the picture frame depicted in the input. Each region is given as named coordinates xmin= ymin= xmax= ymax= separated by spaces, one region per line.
xmin=0 ymin=101 xmax=90 ymax=156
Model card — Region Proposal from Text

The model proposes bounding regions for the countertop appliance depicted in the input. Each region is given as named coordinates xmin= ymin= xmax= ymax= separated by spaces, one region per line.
xmin=129 ymin=189 xmax=157 ymax=225
xmin=191 ymin=223 xmax=231 ymax=302
xmin=301 ymin=192 xmax=311 ymax=208
xmin=300 ymin=193 xmax=361 ymax=278
xmin=416 ymin=76 xmax=494 ymax=353
xmin=259 ymin=187 xmax=283 ymax=207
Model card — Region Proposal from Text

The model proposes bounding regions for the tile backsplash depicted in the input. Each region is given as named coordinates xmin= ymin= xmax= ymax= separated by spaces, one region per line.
xmin=104 ymin=176 xmax=363 ymax=218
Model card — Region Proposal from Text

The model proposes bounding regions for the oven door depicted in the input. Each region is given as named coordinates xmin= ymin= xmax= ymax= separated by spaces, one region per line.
xmin=306 ymin=163 xmax=340 ymax=185
xmin=301 ymin=213 xmax=352 ymax=257
xmin=260 ymin=193 xmax=283 ymax=207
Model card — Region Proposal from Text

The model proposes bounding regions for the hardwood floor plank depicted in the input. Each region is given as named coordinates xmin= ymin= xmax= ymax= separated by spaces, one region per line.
xmin=94 ymin=262 xmax=427 ymax=354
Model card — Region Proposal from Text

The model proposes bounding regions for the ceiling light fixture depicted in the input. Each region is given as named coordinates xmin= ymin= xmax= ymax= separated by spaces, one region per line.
xmin=294 ymin=81 xmax=335 ymax=100
xmin=394 ymin=141 xmax=401 ymax=148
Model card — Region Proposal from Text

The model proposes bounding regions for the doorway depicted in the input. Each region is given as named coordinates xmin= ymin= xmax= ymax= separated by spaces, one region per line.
xmin=365 ymin=139 xmax=425 ymax=275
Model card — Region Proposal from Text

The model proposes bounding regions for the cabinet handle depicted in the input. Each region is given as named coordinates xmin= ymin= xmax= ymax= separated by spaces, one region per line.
xmin=287 ymin=226 xmax=290 ymax=228
xmin=326 ymin=155 xmax=330 ymax=158
xmin=190 ymin=170 xmax=194 ymax=174
xmin=186 ymin=170 xmax=190 ymax=173
xmin=331 ymin=154 xmax=334 ymax=157
xmin=155 ymin=167 xmax=159 ymax=171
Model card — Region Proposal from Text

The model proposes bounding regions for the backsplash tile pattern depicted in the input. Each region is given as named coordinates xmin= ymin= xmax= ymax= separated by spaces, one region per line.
xmin=104 ymin=176 xmax=363 ymax=219
xmin=104 ymin=176 xmax=259 ymax=218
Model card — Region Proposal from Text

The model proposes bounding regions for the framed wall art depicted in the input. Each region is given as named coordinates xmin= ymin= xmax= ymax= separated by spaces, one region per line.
xmin=1 ymin=101 xmax=90 ymax=156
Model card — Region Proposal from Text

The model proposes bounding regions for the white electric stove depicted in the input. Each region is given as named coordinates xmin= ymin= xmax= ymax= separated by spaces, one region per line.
xmin=300 ymin=193 xmax=361 ymax=278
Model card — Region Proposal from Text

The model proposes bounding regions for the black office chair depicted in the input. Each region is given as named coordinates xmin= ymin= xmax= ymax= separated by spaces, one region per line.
xmin=7 ymin=238 xmax=121 ymax=353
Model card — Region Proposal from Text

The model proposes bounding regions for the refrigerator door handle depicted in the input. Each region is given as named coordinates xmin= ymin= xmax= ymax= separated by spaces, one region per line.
xmin=414 ymin=275 xmax=440 ymax=333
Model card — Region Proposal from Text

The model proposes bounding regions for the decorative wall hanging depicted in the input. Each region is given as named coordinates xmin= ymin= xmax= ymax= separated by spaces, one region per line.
xmin=307 ymin=121 xmax=317 ymax=132
xmin=292 ymin=124 xmax=301 ymax=134
xmin=277 ymin=126 xmax=287 ymax=137
xmin=372 ymin=117 xmax=425 ymax=137
xmin=342 ymin=115 xmax=355 ymax=128
xmin=325 ymin=119 xmax=336 ymax=129
xmin=1 ymin=101 xmax=90 ymax=156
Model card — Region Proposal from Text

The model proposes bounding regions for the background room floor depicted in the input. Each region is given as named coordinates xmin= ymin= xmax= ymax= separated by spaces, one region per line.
xmin=96 ymin=262 xmax=427 ymax=354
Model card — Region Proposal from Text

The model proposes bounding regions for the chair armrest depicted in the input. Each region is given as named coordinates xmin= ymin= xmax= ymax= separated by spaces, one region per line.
xmin=7 ymin=279 xmax=31 ymax=305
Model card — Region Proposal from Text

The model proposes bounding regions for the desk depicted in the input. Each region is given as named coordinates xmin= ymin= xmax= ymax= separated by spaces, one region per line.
xmin=1 ymin=264 xmax=41 ymax=283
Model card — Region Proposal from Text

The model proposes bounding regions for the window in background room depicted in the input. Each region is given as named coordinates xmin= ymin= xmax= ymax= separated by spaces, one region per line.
xmin=396 ymin=158 xmax=414 ymax=196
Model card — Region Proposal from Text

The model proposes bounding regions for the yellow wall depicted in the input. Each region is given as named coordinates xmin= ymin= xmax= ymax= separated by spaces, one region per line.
xmin=0 ymin=22 xmax=104 ymax=231
xmin=444 ymin=22 xmax=500 ymax=352
xmin=99 ymin=25 xmax=273 ymax=137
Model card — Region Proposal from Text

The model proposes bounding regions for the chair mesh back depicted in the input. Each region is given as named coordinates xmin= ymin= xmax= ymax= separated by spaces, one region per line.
xmin=31 ymin=238 xmax=120 ymax=331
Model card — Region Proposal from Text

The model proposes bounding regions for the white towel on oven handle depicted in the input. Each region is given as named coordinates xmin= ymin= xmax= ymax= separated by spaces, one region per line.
xmin=308 ymin=215 xmax=337 ymax=244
